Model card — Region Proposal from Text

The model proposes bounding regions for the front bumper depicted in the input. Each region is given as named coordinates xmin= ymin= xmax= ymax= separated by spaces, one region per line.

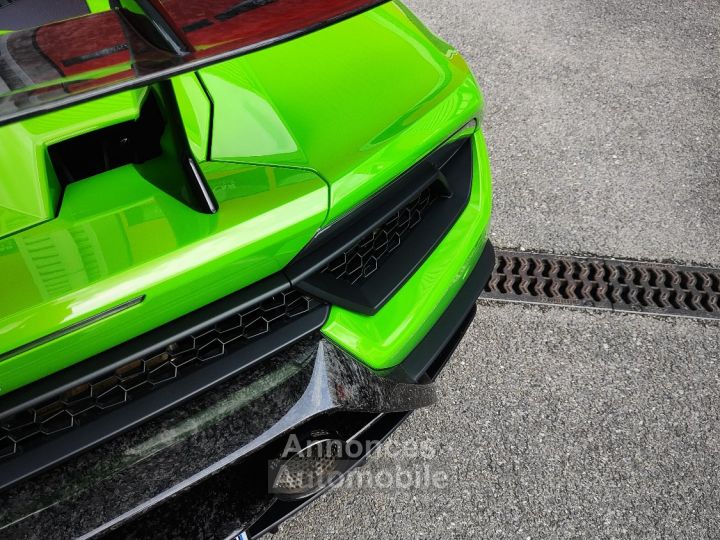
xmin=0 ymin=112 xmax=493 ymax=537
xmin=0 ymin=241 xmax=494 ymax=538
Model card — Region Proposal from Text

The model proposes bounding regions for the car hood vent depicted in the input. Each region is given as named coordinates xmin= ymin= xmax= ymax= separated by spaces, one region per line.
xmin=47 ymin=84 xmax=217 ymax=215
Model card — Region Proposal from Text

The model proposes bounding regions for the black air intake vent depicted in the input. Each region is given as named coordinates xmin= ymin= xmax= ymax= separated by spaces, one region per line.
xmin=0 ymin=289 xmax=322 ymax=463
xmin=47 ymin=81 xmax=218 ymax=214
xmin=286 ymin=136 xmax=474 ymax=315
xmin=48 ymin=94 xmax=165 ymax=186
xmin=321 ymin=185 xmax=442 ymax=286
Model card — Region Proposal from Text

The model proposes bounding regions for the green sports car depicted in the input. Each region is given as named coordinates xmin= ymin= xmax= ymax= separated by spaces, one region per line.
xmin=0 ymin=0 xmax=493 ymax=537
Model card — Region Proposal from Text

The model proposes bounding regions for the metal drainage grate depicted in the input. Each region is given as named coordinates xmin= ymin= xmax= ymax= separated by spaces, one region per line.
xmin=483 ymin=250 xmax=720 ymax=320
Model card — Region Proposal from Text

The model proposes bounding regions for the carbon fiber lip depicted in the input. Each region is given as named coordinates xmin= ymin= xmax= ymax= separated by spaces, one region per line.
xmin=79 ymin=337 xmax=438 ymax=539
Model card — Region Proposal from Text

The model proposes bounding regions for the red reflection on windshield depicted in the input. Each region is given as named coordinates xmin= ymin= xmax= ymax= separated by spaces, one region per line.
xmin=35 ymin=12 xmax=131 ymax=76
xmin=0 ymin=0 xmax=385 ymax=125
xmin=154 ymin=0 xmax=378 ymax=55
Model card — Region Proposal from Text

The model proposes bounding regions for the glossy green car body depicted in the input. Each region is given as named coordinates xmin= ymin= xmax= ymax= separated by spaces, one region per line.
xmin=0 ymin=1 xmax=491 ymax=396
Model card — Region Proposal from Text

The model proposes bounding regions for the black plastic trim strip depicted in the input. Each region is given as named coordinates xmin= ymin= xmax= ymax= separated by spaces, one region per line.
xmin=0 ymin=296 xmax=145 ymax=363
xmin=61 ymin=44 xmax=130 ymax=67
xmin=0 ymin=305 xmax=328 ymax=491
xmin=287 ymin=137 xmax=474 ymax=315
xmin=182 ymin=19 xmax=212 ymax=33
xmin=216 ymin=0 xmax=276 ymax=21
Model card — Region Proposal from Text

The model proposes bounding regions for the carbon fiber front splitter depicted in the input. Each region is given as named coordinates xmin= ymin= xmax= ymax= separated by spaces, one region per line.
xmin=0 ymin=241 xmax=494 ymax=539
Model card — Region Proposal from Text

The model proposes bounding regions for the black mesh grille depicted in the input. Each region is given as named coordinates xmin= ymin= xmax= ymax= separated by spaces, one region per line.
xmin=0 ymin=289 xmax=321 ymax=461
xmin=291 ymin=136 xmax=473 ymax=315
xmin=321 ymin=186 xmax=441 ymax=285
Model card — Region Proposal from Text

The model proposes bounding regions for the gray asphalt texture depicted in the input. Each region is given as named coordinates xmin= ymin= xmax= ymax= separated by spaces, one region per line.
xmin=431 ymin=0 xmax=720 ymax=267
xmin=273 ymin=1 xmax=720 ymax=537
xmin=276 ymin=304 xmax=720 ymax=538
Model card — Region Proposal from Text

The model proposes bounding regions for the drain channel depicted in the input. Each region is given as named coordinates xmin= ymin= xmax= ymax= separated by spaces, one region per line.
xmin=482 ymin=250 xmax=720 ymax=320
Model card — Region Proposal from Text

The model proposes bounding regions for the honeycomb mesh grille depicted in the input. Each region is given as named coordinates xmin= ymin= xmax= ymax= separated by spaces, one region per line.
xmin=483 ymin=251 xmax=720 ymax=319
xmin=0 ymin=290 xmax=321 ymax=461
xmin=321 ymin=186 xmax=440 ymax=285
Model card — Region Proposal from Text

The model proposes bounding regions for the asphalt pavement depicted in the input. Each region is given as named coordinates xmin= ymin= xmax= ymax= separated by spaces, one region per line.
xmin=274 ymin=1 xmax=720 ymax=537
xmin=428 ymin=0 xmax=720 ymax=267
